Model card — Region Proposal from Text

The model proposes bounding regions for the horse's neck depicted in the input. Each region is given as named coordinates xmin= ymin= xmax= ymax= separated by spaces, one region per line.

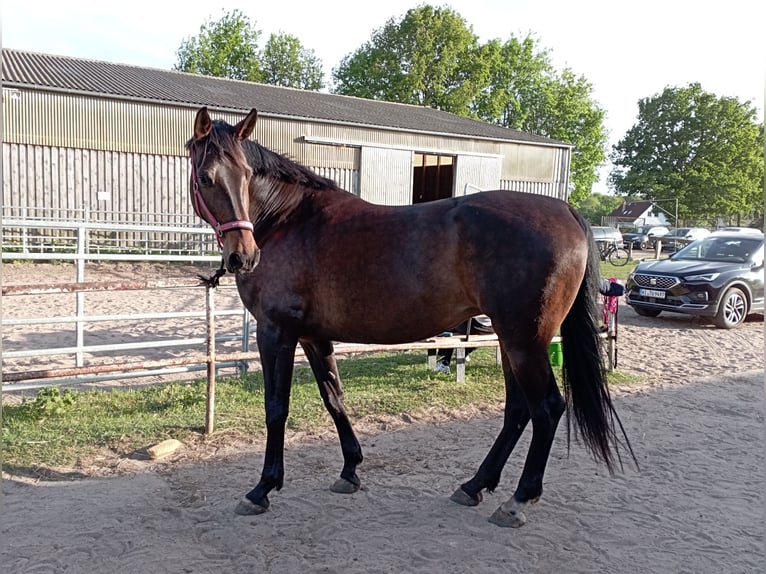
xmin=248 ymin=179 xmax=360 ymax=243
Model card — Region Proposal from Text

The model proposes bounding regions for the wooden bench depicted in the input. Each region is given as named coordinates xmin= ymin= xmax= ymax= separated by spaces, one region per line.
xmin=329 ymin=314 xmax=618 ymax=383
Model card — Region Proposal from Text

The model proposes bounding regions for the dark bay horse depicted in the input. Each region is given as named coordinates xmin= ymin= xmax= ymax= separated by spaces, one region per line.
xmin=186 ymin=106 xmax=633 ymax=528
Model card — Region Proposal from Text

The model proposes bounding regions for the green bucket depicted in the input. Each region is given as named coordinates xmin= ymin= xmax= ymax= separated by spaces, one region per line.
xmin=548 ymin=342 xmax=563 ymax=367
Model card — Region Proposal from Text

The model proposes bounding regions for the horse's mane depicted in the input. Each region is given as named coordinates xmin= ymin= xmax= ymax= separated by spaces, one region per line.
xmin=240 ymin=138 xmax=339 ymax=191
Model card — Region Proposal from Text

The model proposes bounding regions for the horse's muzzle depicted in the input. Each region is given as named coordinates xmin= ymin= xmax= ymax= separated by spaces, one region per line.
xmin=223 ymin=230 xmax=260 ymax=273
xmin=226 ymin=249 xmax=260 ymax=273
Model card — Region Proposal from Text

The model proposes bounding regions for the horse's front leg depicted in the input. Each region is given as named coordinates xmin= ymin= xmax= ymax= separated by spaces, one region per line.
xmin=235 ymin=325 xmax=298 ymax=516
xmin=301 ymin=338 xmax=363 ymax=494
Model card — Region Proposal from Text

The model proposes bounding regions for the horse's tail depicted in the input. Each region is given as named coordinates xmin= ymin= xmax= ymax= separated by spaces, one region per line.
xmin=559 ymin=211 xmax=636 ymax=473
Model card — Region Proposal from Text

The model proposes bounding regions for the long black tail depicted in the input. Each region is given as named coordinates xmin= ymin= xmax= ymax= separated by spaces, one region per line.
xmin=560 ymin=212 xmax=636 ymax=473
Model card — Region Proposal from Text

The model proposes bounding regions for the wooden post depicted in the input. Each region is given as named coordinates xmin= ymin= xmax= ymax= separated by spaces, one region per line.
xmin=456 ymin=347 xmax=466 ymax=383
xmin=205 ymin=284 xmax=216 ymax=435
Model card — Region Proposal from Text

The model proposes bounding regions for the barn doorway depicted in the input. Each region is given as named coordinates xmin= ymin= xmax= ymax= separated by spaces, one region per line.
xmin=412 ymin=153 xmax=455 ymax=204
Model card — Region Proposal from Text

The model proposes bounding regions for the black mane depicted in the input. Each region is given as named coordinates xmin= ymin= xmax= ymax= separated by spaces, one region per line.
xmin=240 ymin=138 xmax=339 ymax=191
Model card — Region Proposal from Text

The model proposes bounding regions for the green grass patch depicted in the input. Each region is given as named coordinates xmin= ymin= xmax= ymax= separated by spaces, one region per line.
xmin=599 ymin=259 xmax=639 ymax=283
xmin=1 ymin=348 xmax=640 ymax=474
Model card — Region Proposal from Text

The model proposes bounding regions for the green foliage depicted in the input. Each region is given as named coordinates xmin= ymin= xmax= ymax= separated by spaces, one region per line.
xmin=261 ymin=33 xmax=324 ymax=90
xmin=174 ymin=9 xmax=262 ymax=81
xmin=332 ymin=8 xmax=607 ymax=205
xmin=609 ymin=83 xmax=764 ymax=223
xmin=175 ymin=11 xmax=323 ymax=91
xmin=16 ymin=387 xmax=77 ymax=420
xmin=332 ymin=5 xmax=488 ymax=116
xmin=472 ymin=36 xmax=552 ymax=129
xmin=578 ymin=193 xmax=625 ymax=225
xmin=543 ymin=69 xmax=608 ymax=206
xmin=473 ymin=37 xmax=607 ymax=206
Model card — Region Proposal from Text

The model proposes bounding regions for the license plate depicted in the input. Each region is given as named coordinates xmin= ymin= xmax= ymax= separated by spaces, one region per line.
xmin=639 ymin=288 xmax=666 ymax=299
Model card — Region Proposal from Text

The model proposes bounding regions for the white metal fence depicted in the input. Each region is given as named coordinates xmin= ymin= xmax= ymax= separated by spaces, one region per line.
xmin=1 ymin=216 xmax=253 ymax=392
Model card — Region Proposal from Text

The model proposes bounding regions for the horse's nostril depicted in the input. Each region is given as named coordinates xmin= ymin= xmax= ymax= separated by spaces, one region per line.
xmin=228 ymin=253 xmax=243 ymax=270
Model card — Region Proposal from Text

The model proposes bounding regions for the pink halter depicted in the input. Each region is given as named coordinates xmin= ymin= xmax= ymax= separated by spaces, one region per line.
xmin=189 ymin=143 xmax=254 ymax=249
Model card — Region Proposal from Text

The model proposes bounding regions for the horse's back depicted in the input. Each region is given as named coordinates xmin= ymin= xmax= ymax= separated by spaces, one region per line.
xmin=446 ymin=190 xmax=588 ymax=264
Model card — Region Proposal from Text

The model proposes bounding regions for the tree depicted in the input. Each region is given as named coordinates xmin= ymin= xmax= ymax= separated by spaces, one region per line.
xmin=609 ymin=83 xmax=763 ymax=223
xmin=174 ymin=9 xmax=262 ymax=81
xmin=473 ymin=36 xmax=607 ymax=206
xmin=174 ymin=12 xmax=324 ymax=91
xmin=472 ymin=35 xmax=552 ymax=129
xmin=331 ymin=5 xmax=489 ymax=116
xmin=577 ymin=193 xmax=625 ymax=226
xmin=260 ymin=33 xmax=324 ymax=90
xmin=333 ymin=8 xmax=607 ymax=206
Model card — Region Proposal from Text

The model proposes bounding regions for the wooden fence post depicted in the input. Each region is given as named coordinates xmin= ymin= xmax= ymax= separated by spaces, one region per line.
xmin=205 ymin=284 xmax=216 ymax=435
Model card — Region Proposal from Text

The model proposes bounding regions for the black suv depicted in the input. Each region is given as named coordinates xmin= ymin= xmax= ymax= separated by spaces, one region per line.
xmin=625 ymin=230 xmax=764 ymax=328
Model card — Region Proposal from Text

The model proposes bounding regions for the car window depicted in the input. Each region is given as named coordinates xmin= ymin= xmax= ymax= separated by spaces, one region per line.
xmin=676 ymin=237 xmax=762 ymax=262
xmin=751 ymin=246 xmax=764 ymax=267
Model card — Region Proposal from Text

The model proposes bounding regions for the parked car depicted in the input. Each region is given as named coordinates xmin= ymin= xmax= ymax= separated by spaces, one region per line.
xmin=659 ymin=227 xmax=711 ymax=252
xmin=591 ymin=226 xmax=623 ymax=245
xmin=712 ymin=226 xmax=763 ymax=236
xmin=625 ymin=230 xmax=765 ymax=328
xmin=622 ymin=225 xmax=669 ymax=250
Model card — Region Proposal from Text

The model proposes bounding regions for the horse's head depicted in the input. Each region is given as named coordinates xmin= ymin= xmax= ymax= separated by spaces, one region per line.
xmin=188 ymin=107 xmax=260 ymax=273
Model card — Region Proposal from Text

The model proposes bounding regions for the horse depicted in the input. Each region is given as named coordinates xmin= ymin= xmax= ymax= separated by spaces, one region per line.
xmin=186 ymin=106 xmax=634 ymax=528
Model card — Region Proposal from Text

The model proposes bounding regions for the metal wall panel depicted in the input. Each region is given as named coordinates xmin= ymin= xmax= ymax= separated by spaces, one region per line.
xmin=4 ymin=88 xmax=569 ymax=186
xmin=359 ymin=147 xmax=413 ymax=205
xmin=2 ymin=142 xmax=362 ymax=223
xmin=2 ymin=87 xmax=571 ymax=215
xmin=454 ymin=155 xmax=502 ymax=196
xmin=2 ymin=142 xmax=196 ymax=224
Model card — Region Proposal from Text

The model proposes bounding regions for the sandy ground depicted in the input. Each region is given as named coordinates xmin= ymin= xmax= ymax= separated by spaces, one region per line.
xmin=1 ymin=262 xmax=764 ymax=573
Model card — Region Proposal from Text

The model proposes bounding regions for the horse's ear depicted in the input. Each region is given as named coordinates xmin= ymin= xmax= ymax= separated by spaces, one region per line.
xmin=194 ymin=107 xmax=213 ymax=140
xmin=235 ymin=108 xmax=258 ymax=141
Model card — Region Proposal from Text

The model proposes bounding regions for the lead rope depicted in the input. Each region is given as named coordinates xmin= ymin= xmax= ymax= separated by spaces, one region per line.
xmin=197 ymin=258 xmax=227 ymax=288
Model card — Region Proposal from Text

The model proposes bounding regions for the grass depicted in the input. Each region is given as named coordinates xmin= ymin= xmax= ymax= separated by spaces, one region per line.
xmin=1 ymin=348 xmax=640 ymax=474
xmin=600 ymin=259 xmax=639 ymax=283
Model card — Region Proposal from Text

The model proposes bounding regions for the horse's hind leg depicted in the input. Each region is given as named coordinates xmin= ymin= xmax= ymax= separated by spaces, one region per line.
xmin=488 ymin=348 xmax=565 ymax=528
xmin=451 ymin=347 xmax=531 ymax=506
xmin=301 ymin=338 xmax=363 ymax=494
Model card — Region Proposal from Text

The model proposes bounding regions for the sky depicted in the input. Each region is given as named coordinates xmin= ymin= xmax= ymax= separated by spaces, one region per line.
xmin=2 ymin=0 xmax=764 ymax=195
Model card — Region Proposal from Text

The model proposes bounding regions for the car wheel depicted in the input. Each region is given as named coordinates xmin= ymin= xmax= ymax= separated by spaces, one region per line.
xmin=712 ymin=287 xmax=748 ymax=329
xmin=639 ymin=241 xmax=648 ymax=250
xmin=633 ymin=306 xmax=661 ymax=317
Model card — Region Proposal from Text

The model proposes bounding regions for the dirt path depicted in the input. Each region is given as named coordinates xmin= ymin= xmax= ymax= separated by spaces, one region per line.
xmin=2 ymin=371 xmax=762 ymax=573
xmin=2 ymin=262 xmax=764 ymax=573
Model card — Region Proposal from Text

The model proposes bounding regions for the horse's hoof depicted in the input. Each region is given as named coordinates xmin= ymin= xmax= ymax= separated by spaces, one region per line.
xmin=234 ymin=496 xmax=269 ymax=516
xmin=450 ymin=487 xmax=482 ymax=507
xmin=488 ymin=506 xmax=527 ymax=528
xmin=330 ymin=478 xmax=360 ymax=494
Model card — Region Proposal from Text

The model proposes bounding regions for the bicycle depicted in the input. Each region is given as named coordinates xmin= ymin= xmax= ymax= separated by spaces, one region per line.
xmin=598 ymin=240 xmax=630 ymax=266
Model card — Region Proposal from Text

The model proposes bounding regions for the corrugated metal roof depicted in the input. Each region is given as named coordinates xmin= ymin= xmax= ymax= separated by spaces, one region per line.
xmin=2 ymin=48 xmax=568 ymax=147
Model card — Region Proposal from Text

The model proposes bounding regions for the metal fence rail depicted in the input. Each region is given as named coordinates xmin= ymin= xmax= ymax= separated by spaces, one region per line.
xmin=1 ymin=216 xmax=253 ymax=393
xmin=1 ymin=278 xmax=252 ymax=392
xmin=2 ymin=209 xmax=219 ymax=259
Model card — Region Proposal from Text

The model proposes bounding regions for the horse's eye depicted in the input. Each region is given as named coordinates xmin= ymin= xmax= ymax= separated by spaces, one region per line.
xmin=199 ymin=173 xmax=213 ymax=187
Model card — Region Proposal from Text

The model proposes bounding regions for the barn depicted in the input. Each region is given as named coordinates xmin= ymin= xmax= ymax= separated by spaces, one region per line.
xmin=1 ymin=48 xmax=572 ymax=234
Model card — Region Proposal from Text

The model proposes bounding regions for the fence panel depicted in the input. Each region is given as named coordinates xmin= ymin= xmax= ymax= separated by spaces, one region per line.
xmin=1 ymin=217 xmax=251 ymax=391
